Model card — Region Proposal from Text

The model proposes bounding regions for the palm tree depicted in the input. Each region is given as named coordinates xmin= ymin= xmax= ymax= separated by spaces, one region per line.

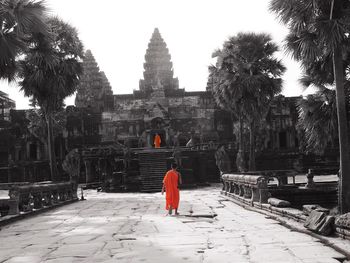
xmin=26 ymin=109 xmax=67 ymax=159
xmin=270 ymin=0 xmax=350 ymax=213
xmin=0 ymin=0 xmax=48 ymax=81
xmin=18 ymin=17 xmax=84 ymax=181
xmin=209 ymin=59 xmax=248 ymax=171
xmin=297 ymin=87 xmax=338 ymax=154
xmin=211 ymin=32 xmax=285 ymax=171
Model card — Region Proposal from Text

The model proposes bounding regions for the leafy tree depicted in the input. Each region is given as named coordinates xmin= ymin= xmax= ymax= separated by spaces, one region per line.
xmin=19 ymin=17 xmax=84 ymax=181
xmin=211 ymin=32 xmax=285 ymax=171
xmin=270 ymin=0 xmax=350 ymax=213
xmin=0 ymin=0 xmax=48 ymax=80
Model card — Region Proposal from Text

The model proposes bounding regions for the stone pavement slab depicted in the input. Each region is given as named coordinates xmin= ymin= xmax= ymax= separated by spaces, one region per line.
xmin=0 ymin=186 xmax=348 ymax=262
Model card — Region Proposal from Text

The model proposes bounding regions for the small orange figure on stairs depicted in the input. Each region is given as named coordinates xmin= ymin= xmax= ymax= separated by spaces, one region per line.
xmin=154 ymin=133 xmax=161 ymax=148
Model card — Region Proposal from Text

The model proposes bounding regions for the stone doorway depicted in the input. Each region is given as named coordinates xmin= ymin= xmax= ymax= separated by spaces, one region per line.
xmin=150 ymin=129 xmax=166 ymax=147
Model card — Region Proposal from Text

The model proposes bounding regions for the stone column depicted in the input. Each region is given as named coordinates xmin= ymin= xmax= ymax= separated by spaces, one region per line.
xmin=286 ymin=131 xmax=291 ymax=148
xmin=7 ymin=166 xmax=11 ymax=183
xmin=165 ymin=128 xmax=170 ymax=147
xmin=146 ymin=131 xmax=152 ymax=148
xmin=84 ymin=160 xmax=92 ymax=184
xmin=276 ymin=132 xmax=280 ymax=149
xmin=22 ymin=166 xmax=26 ymax=182
xmin=290 ymin=130 xmax=296 ymax=148
xmin=26 ymin=142 xmax=31 ymax=160
xmin=15 ymin=146 xmax=20 ymax=161
xmin=37 ymin=143 xmax=42 ymax=160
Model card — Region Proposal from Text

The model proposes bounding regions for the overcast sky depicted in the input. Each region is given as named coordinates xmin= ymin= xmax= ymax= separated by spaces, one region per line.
xmin=1 ymin=0 xmax=306 ymax=109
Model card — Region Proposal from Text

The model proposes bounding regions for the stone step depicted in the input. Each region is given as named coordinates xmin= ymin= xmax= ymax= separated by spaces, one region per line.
xmin=138 ymin=151 xmax=172 ymax=191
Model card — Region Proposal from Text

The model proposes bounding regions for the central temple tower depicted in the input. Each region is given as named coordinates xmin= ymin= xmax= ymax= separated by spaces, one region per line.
xmin=139 ymin=28 xmax=179 ymax=94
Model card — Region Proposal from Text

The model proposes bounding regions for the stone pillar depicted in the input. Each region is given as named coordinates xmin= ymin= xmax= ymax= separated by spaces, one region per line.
xmin=286 ymin=131 xmax=291 ymax=148
xmin=26 ymin=142 xmax=31 ymax=160
xmin=146 ymin=131 xmax=152 ymax=148
xmin=84 ymin=160 xmax=92 ymax=184
xmin=33 ymin=164 xmax=37 ymax=182
xmin=271 ymin=132 xmax=276 ymax=149
xmin=291 ymin=130 xmax=296 ymax=148
xmin=15 ymin=146 xmax=21 ymax=161
xmin=165 ymin=128 xmax=170 ymax=147
xmin=37 ymin=143 xmax=42 ymax=160
xmin=7 ymin=166 xmax=11 ymax=183
xmin=22 ymin=166 xmax=26 ymax=182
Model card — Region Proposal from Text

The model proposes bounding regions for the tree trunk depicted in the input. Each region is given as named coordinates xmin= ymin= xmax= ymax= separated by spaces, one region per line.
xmin=248 ymin=121 xmax=256 ymax=171
xmin=236 ymin=115 xmax=246 ymax=172
xmin=46 ymin=114 xmax=58 ymax=181
xmin=333 ymin=46 xmax=350 ymax=214
xmin=239 ymin=116 xmax=244 ymax=153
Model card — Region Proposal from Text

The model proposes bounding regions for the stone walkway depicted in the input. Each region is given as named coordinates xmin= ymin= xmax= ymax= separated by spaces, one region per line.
xmin=0 ymin=186 xmax=347 ymax=263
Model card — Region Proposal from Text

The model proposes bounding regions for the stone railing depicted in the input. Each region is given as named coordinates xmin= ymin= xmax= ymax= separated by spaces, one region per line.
xmin=221 ymin=173 xmax=269 ymax=204
xmin=305 ymin=168 xmax=339 ymax=188
xmin=335 ymin=213 xmax=350 ymax=240
xmin=3 ymin=182 xmax=78 ymax=215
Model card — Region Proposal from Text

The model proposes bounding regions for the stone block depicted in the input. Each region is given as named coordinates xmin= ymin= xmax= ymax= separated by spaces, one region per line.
xmin=7 ymin=199 xmax=19 ymax=215
xmin=304 ymin=210 xmax=326 ymax=232
xmin=318 ymin=216 xmax=335 ymax=236
xmin=302 ymin=204 xmax=329 ymax=216
xmin=259 ymin=189 xmax=270 ymax=203
xmin=268 ymin=197 xmax=291 ymax=207
xmin=304 ymin=210 xmax=335 ymax=235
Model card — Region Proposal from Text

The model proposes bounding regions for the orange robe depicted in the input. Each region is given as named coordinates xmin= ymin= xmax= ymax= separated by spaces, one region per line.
xmin=163 ymin=170 xmax=180 ymax=210
xmin=154 ymin=134 xmax=161 ymax=148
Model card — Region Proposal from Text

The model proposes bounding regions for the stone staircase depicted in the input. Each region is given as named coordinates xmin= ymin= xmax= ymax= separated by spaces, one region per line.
xmin=138 ymin=150 xmax=172 ymax=192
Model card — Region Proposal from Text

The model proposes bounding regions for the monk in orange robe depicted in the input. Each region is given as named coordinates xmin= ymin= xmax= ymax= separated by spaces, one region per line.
xmin=162 ymin=163 xmax=182 ymax=215
xmin=154 ymin=133 xmax=161 ymax=148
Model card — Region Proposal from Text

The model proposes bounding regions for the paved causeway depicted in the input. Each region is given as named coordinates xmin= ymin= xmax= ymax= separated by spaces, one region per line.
xmin=0 ymin=186 xmax=347 ymax=263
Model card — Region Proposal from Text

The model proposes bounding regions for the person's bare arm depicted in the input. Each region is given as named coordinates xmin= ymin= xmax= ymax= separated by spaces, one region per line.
xmin=161 ymin=183 xmax=165 ymax=195
xmin=178 ymin=173 xmax=182 ymax=185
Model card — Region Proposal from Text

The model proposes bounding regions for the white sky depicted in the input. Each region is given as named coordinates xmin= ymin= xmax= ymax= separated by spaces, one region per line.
xmin=1 ymin=0 xmax=307 ymax=110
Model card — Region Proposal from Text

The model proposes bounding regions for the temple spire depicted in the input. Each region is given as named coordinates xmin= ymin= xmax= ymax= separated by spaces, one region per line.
xmin=75 ymin=50 xmax=113 ymax=110
xmin=139 ymin=28 xmax=179 ymax=94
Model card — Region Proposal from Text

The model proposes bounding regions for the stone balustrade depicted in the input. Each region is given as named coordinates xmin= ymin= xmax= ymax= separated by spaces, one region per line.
xmin=4 ymin=182 xmax=78 ymax=215
xmin=221 ymin=173 xmax=269 ymax=204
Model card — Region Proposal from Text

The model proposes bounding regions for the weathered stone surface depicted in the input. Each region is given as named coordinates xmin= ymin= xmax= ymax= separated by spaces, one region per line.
xmin=0 ymin=186 xmax=345 ymax=262
xmin=319 ymin=216 xmax=335 ymax=236
xmin=303 ymin=204 xmax=329 ymax=215
xmin=304 ymin=210 xmax=327 ymax=231
xmin=316 ymin=207 xmax=330 ymax=213
xmin=268 ymin=197 xmax=291 ymax=207
xmin=335 ymin=212 xmax=350 ymax=230
xmin=75 ymin=50 xmax=112 ymax=110
xmin=139 ymin=28 xmax=179 ymax=93
xmin=304 ymin=210 xmax=335 ymax=235
xmin=303 ymin=204 xmax=321 ymax=215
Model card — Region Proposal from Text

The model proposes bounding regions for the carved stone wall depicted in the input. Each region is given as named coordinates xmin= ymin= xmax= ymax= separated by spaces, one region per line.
xmin=102 ymin=91 xmax=219 ymax=145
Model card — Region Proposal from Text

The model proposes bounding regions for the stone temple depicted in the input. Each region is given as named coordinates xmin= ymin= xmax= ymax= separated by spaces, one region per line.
xmin=75 ymin=28 xmax=232 ymax=148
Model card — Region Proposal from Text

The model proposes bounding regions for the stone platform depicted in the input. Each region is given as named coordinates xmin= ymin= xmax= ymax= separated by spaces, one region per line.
xmin=0 ymin=186 xmax=348 ymax=262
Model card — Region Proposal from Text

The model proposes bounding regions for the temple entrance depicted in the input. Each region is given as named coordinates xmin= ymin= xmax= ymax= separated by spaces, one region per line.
xmin=150 ymin=129 xmax=166 ymax=147
xmin=149 ymin=117 xmax=167 ymax=147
